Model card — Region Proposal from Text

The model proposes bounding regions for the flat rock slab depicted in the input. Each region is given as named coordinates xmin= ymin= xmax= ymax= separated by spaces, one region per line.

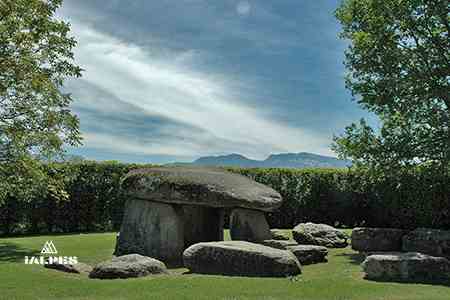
xmin=89 ymin=254 xmax=168 ymax=279
xmin=270 ymin=230 xmax=290 ymax=241
xmin=121 ymin=167 xmax=282 ymax=212
xmin=287 ymin=245 xmax=328 ymax=265
xmin=292 ymin=223 xmax=348 ymax=248
xmin=402 ymin=228 xmax=450 ymax=258
xmin=260 ymin=240 xmax=299 ymax=250
xmin=183 ymin=241 xmax=301 ymax=277
xmin=362 ymin=252 xmax=450 ymax=283
xmin=45 ymin=262 xmax=93 ymax=274
xmin=352 ymin=227 xmax=407 ymax=252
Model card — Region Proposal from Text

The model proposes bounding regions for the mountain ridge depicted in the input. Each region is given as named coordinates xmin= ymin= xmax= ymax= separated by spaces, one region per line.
xmin=192 ymin=152 xmax=351 ymax=168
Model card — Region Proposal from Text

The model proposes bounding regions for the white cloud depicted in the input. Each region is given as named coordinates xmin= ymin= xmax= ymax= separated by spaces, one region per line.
xmin=68 ymin=21 xmax=333 ymax=159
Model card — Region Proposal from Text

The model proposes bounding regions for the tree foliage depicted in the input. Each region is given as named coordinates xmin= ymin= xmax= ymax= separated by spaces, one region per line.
xmin=0 ymin=0 xmax=82 ymax=203
xmin=333 ymin=0 xmax=450 ymax=168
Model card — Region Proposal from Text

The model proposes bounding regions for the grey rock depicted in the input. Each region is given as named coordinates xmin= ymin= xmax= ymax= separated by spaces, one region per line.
xmin=183 ymin=241 xmax=301 ymax=277
xmin=183 ymin=206 xmax=224 ymax=248
xmin=292 ymin=223 xmax=348 ymax=248
xmin=402 ymin=228 xmax=450 ymax=258
xmin=270 ymin=229 xmax=290 ymax=241
xmin=115 ymin=199 xmax=184 ymax=264
xmin=45 ymin=261 xmax=92 ymax=274
xmin=352 ymin=227 xmax=407 ymax=252
xmin=259 ymin=239 xmax=299 ymax=250
xmin=89 ymin=254 xmax=168 ymax=279
xmin=230 ymin=208 xmax=271 ymax=242
xmin=121 ymin=167 xmax=282 ymax=212
xmin=362 ymin=252 xmax=450 ymax=283
xmin=287 ymin=245 xmax=328 ymax=265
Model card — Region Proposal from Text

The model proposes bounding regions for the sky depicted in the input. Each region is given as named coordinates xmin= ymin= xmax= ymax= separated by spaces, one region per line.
xmin=60 ymin=0 xmax=374 ymax=163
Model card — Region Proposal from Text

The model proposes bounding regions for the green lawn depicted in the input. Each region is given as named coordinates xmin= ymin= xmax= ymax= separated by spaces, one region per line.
xmin=0 ymin=230 xmax=449 ymax=300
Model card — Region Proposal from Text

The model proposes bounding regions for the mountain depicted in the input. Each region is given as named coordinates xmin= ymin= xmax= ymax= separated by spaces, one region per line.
xmin=191 ymin=152 xmax=351 ymax=168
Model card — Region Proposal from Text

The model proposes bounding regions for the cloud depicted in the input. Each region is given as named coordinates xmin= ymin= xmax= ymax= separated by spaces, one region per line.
xmin=65 ymin=20 xmax=333 ymax=160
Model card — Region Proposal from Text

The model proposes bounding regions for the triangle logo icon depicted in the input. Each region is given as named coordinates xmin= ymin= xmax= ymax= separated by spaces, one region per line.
xmin=41 ymin=241 xmax=58 ymax=254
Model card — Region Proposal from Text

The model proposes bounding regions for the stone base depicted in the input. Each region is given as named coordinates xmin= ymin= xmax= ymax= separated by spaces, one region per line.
xmin=230 ymin=208 xmax=271 ymax=242
xmin=183 ymin=206 xmax=224 ymax=248
xmin=115 ymin=199 xmax=184 ymax=264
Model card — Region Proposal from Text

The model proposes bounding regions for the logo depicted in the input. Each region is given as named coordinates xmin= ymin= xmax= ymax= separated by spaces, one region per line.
xmin=24 ymin=241 xmax=78 ymax=265
xmin=41 ymin=241 xmax=58 ymax=254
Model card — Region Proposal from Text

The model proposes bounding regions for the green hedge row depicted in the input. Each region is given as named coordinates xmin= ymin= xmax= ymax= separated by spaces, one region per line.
xmin=1 ymin=162 xmax=449 ymax=236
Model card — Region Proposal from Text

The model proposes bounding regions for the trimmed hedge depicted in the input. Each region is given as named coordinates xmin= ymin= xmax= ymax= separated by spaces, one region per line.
xmin=1 ymin=162 xmax=449 ymax=236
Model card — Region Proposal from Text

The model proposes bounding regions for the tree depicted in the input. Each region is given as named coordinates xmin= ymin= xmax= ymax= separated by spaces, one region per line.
xmin=333 ymin=0 xmax=449 ymax=169
xmin=0 ymin=0 xmax=82 ymax=203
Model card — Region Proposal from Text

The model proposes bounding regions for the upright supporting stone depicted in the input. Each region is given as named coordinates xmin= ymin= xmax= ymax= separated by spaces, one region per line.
xmin=230 ymin=208 xmax=271 ymax=242
xmin=183 ymin=206 xmax=224 ymax=248
xmin=115 ymin=199 xmax=184 ymax=264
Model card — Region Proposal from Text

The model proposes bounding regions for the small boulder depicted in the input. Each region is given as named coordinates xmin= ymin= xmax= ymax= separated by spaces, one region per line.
xmin=259 ymin=239 xmax=298 ymax=250
xmin=45 ymin=261 xmax=92 ymax=274
xmin=270 ymin=230 xmax=290 ymax=241
xmin=183 ymin=241 xmax=301 ymax=277
xmin=287 ymin=245 xmax=328 ymax=265
xmin=402 ymin=228 xmax=450 ymax=258
xmin=352 ymin=227 xmax=407 ymax=252
xmin=89 ymin=254 xmax=168 ymax=279
xmin=292 ymin=223 xmax=348 ymax=248
xmin=362 ymin=252 xmax=450 ymax=283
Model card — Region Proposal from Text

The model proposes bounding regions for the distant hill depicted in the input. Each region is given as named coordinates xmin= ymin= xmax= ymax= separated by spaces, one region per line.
xmin=191 ymin=152 xmax=351 ymax=168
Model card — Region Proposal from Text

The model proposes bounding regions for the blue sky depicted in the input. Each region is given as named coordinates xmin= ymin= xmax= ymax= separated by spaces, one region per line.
xmin=60 ymin=0 xmax=374 ymax=163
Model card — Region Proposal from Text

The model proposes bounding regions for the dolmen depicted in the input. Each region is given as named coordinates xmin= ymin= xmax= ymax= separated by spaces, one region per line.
xmin=115 ymin=167 xmax=282 ymax=264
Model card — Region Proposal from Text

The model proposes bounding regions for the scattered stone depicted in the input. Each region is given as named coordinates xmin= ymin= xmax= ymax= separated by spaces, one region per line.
xmin=270 ymin=229 xmax=290 ymax=240
xmin=362 ymin=252 xmax=450 ymax=283
xmin=45 ymin=261 xmax=92 ymax=274
xmin=259 ymin=239 xmax=298 ymax=250
xmin=121 ymin=167 xmax=282 ymax=212
xmin=352 ymin=227 xmax=407 ymax=252
xmin=292 ymin=223 xmax=348 ymax=248
xmin=402 ymin=228 xmax=450 ymax=258
xmin=115 ymin=199 xmax=184 ymax=264
xmin=89 ymin=254 xmax=168 ymax=279
xmin=230 ymin=208 xmax=271 ymax=242
xmin=287 ymin=245 xmax=328 ymax=265
xmin=183 ymin=241 xmax=301 ymax=277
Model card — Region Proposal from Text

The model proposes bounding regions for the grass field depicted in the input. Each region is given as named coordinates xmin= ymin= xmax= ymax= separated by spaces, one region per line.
xmin=0 ymin=230 xmax=449 ymax=300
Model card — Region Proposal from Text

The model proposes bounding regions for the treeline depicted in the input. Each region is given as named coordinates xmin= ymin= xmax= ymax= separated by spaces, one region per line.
xmin=1 ymin=162 xmax=449 ymax=236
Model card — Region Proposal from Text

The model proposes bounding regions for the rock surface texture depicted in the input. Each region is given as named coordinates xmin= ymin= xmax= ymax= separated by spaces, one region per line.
xmin=270 ymin=229 xmax=290 ymax=241
xmin=292 ymin=223 xmax=348 ymax=248
xmin=115 ymin=199 xmax=184 ymax=263
xmin=121 ymin=167 xmax=282 ymax=211
xmin=259 ymin=239 xmax=299 ymax=250
xmin=183 ymin=241 xmax=301 ymax=277
xmin=362 ymin=252 xmax=450 ymax=283
xmin=89 ymin=254 xmax=168 ymax=279
xmin=230 ymin=208 xmax=271 ymax=241
xmin=287 ymin=245 xmax=328 ymax=265
xmin=402 ymin=228 xmax=450 ymax=258
xmin=352 ymin=227 xmax=407 ymax=252
xmin=45 ymin=262 xmax=92 ymax=274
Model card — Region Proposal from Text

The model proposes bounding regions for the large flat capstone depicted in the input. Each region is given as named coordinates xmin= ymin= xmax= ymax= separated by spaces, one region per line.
xmin=183 ymin=241 xmax=301 ymax=277
xmin=121 ymin=167 xmax=282 ymax=212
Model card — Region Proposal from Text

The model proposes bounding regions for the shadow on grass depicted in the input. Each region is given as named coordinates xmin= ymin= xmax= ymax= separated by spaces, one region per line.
xmin=335 ymin=252 xmax=366 ymax=265
xmin=0 ymin=242 xmax=39 ymax=263
xmin=364 ymin=275 xmax=450 ymax=288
